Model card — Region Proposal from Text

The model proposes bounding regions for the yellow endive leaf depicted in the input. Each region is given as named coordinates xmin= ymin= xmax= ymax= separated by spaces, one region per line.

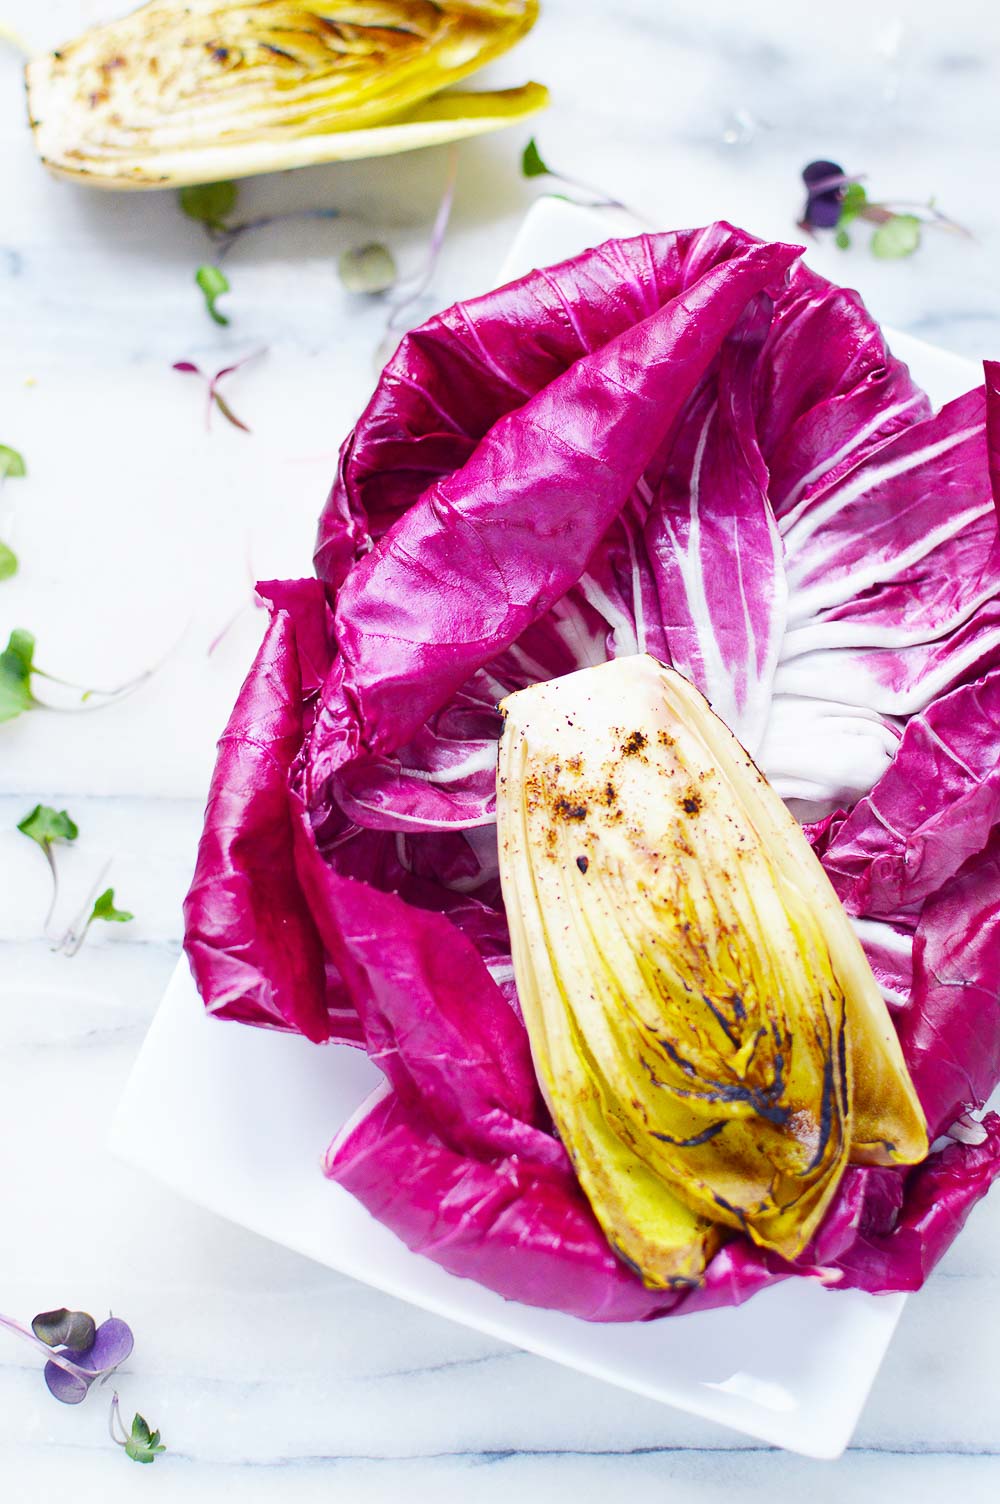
xmin=26 ymin=0 xmax=546 ymax=188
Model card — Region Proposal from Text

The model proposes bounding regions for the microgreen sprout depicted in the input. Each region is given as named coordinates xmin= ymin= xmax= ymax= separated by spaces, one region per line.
xmin=178 ymin=178 xmax=338 ymax=257
xmin=0 ymin=628 xmax=160 ymax=724
xmin=0 ymin=1306 xmax=160 ymax=1463
xmin=173 ymin=348 xmax=264 ymax=433
xmin=196 ymin=263 xmax=231 ymax=325
xmin=17 ymin=803 xmax=79 ymax=928
xmin=215 ymin=206 xmax=340 ymax=258
xmin=58 ymin=871 xmax=133 ymax=957
xmin=0 ymin=1307 xmax=134 ymax=1404
xmin=109 ymin=1394 xmax=166 ymax=1464
xmin=521 ymin=137 xmax=630 ymax=213
xmin=91 ymin=887 xmax=134 ymax=925
xmin=377 ymin=147 xmax=458 ymax=367
xmin=800 ymin=160 xmax=970 ymax=259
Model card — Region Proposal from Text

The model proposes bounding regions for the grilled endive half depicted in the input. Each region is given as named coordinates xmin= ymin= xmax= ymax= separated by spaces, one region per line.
xmin=26 ymin=1 xmax=547 ymax=189
xmin=496 ymin=655 xmax=928 ymax=1288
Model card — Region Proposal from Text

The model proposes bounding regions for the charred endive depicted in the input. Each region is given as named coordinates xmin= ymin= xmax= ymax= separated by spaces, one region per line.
xmin=496 ymin=655 xmax=928 ymax=1288
xmin=26 ymin=1 xmax=546 ymax=189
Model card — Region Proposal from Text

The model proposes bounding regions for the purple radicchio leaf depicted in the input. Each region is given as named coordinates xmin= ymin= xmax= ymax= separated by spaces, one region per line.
xmin=822 ymin=664 xmax=1000 ymax=918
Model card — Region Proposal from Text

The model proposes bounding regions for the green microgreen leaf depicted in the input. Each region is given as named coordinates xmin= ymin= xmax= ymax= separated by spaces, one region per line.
xmin=0 ymin=444 xmax=26 ymax=480
xmin=522 ymin=137 xmax=552 ymax=179
xmin=871 ymin=213 xmax=922 ymax=260
xmin=837 ymin=182 xmax=868 ymax=225
xmin=0 ymin=627 xmax=36 ymax=722
xmin=89 ymin=888 xmax=133 ymax=926
xmin=17 ymin=804 xmax=79 ymax=850
xmin=195 ymin=264 xmax=231 ymax=326
xmin=109 ymin=1393 xmax=166 ymax=1464
xmin=0 ymin=540 xmax=17 ymax=580
xmin=338 ymin=242 xmax=398 ymax=295
xmin=179 ymin=180 xmax=238 ymax=233
xmin=125 ymin=1412 xmax=165 ymax=1465
xmin=18 ymin=803 xmax=78 ymax=930
xmin=834 ymin=227 xmax=851 ymax=250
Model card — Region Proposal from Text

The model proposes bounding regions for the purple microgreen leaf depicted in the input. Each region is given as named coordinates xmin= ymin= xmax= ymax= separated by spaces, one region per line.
xmin=802 ymin=158 xmax=846 ymax=189
xmin=76 ymin=1316 xmax=134 ymax=1376
xmin=179 ymin=180 xmax=238 ymax=233
xmin=173 ymin=349 xmax=262 ymax=433
xmin=0 ymin=1307 xmax=127 ymax=1405
xmin=339 ymin=242 xmax=397 ymax=295
xmin=195 ymin=264 xmax=231 ymax=326
xmin=871 ymin=212 xmax=922 ymax=259
xmin=0 ymin=443 xmax=26 ymax=480
xmin=800 ymin=159 xmax=849 ymax=230
xmin=210 ymin=360 xmax=248 ymax=382
xmin=31 ymin=1308 xmax=95 ymax=1351
xmin=0 ymin=539 xmax=17 ymax=580
xmin=43 ymin=1315 xmax=134 ymax=1399
xmin=44 ymin=1360 xmax=92 ymax=1404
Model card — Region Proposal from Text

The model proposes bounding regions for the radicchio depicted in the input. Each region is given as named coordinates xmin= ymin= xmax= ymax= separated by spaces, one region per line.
xmin=184 ymin=225 xmax=1000 ymax=1321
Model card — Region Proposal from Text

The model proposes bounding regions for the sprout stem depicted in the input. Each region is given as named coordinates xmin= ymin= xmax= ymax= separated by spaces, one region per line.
xmin=108 ymin=1391 xmax=129 ymax=1446
xmin=212 ymin=207 xmax=340 ymax=259
xmin=41 ymin=843 xmax=60 ymax=933
xmin=58 ymin=858 xmax=112 ymax=957
xmin=384 ymin=145 xmax=460 ymax=341
xmin=208 ymin=597 xmax=254 ymax=657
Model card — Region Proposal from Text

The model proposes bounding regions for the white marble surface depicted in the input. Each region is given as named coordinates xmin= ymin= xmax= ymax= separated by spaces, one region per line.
xmin=2 ymin=0 xmax=1000 ymax=1496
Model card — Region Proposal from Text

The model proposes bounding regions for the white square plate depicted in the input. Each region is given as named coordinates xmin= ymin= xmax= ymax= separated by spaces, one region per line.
xmin=111 ymin=199 xmax=981 ymax=1461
